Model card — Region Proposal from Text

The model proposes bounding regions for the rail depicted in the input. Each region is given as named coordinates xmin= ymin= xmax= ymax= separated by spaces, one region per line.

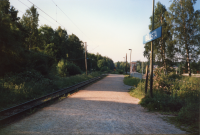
xmin=0 ymin=75 xmax=106 ymax=127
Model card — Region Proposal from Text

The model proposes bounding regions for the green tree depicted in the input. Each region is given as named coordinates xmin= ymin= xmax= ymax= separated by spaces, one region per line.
xmin=144 ymin=2 xmax=173 ymax=70
xmin=38 ymin=25 xmax=55 ymax=50
xmin=167 ymin=0 xmax=200 ymax=76
xmin=0 ymin=0 xmax=24 ymax=76
xmin=97 ymin=59 xmax=105 ymax=69
xmin=20 ymin=5 xmax=39 ymax=50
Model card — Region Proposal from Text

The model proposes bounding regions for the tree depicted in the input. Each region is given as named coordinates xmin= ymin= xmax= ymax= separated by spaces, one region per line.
xmin=38 ymin=25 xmax=55 ymax=50
xmin=144 ymin=2 xmax=173 ymax=71
xmin=20 ymin=5 xmax=39 ymax=50
xmin=67 ymin=34 xmax=85 ymax=70
xmin=167 ymin=0 xmax=200 ymax=76
xmin=97 ymin=59 xmax=105 ymax=69
xmin=0 ymin=0 xmax=24 ymax=76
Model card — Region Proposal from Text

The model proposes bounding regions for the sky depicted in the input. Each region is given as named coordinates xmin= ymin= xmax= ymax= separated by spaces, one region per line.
xmin=9 ymin=0 xmax=200 ymax=63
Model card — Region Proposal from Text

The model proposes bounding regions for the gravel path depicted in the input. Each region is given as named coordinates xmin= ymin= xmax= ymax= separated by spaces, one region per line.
xmin=0 ymin=74 xmax=186 ymax=135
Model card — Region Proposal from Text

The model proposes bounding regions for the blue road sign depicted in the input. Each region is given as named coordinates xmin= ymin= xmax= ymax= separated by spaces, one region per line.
xmin=143 ymin=26 xmax=162 ymax=44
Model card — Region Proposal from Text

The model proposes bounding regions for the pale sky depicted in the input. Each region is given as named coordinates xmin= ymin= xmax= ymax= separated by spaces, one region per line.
xmin=10 ymin=0 xmax=200 ymax=63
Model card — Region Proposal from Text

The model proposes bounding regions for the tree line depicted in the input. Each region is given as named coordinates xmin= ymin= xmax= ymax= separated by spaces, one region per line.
xmin=0 ymin=0 xmax=114 ymax=78
xmin=144 ymin=0 xmax=200 ymax=75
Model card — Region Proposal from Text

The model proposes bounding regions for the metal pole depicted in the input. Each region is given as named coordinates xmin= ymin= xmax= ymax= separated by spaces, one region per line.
xmin=85 ymin=42 xmax=87 ymax=75
xmin=150 ymin=0 xmax=155 ymax=98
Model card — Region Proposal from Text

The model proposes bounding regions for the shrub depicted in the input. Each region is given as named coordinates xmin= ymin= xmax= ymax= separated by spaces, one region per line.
xmin=100 ymin=66 xmax=109 ymax=72
xmin=66 ymin=62 xmax=82 ymax=76
xmin=127 ymin=67 xmax=200 ymax=133
xmin=118 ymin=69 xmax=123 ymax=74
xmin=177 ymin=102 xmax=199 ymax=125
xmin=57 ymin=59 xmax=68 ymax=77
xmin=0 ymin=71 xmax=102 ymax=111
xmin=140 ymin=93 xmax=184 ymax=112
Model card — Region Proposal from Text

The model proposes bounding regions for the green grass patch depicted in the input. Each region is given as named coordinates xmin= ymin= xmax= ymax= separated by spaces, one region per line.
xmin=123 ymin=75 xmax=145 ymax=99
xmin=123 ymin=75 xmax=142 ymax=87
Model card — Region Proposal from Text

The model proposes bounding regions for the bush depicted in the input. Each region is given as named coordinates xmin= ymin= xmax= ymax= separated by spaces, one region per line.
xmin=177 ymin=102 xmax=199 ymax=125
xmin=140 ymin=93 xmax=184 ymax=112
xmin=117 ymin=69 xmax=123 ymax=74
xmin=57 ymin=59 xmax=68 ymax=77
xmin=66 ymin=62 xmax=82 ymax=76
xmin=0 ymin=71 xmax=102 ymax=111
xmin=127 ymin=67 xmax=200 ymax=133
xmin=0 ymin=70 xmax=58 ymax=110
xmin=57 ymin=59 xmax=82 ymax=77
xmin=100 ymin=66 xmax=109 ymax=72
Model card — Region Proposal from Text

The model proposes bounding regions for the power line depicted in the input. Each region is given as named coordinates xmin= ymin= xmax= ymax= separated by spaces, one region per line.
xmin=51 ymin=0 xmax=100 ymax=52
xmin=18 ymin=0 xmax=57 ymax=27
xmin=19 ymin=0 xmax=99 ymax=53
xmin=26 ymin=0 xmax=72 ymax=33
xmin=89 ymin=46 xmax=99 ymax=52
xmin=52 ymin=0 xmax=87 ymax=37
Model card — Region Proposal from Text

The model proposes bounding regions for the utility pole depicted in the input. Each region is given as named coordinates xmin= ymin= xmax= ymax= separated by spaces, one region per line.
xmin=85 ymin=42 xmax=87 ymax=75
xmin=150 ymin=0 xmax=155 ymax=98
xmin=126 ymin=53 xmax=127 ymax=74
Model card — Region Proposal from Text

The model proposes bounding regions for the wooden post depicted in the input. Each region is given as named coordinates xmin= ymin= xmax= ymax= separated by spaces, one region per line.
xmin=85 ymin=42 xmax=87 ymax=75
xmin=126 ymin=53 xmax=127 ymax=74
xmin=150 ymin=0 xmax=155 ymax=98
xmin=145 ymin=65 xmax=149 ymax=94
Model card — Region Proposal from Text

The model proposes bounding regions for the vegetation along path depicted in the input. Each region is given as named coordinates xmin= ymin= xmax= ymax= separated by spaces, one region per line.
xmin=0 ymin=74 xmax=186 ymax=134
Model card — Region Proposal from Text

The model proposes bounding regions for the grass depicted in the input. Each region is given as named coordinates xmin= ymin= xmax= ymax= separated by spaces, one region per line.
xmin=0 ymin=71 xmax=102 ymax=111
xmin=124 ymin=73 xmax=200 ymax=134
xmin=123 ymin=75 xmax=143 ymax=87
xmin=124 ymin=75 xmax=146 ymax=99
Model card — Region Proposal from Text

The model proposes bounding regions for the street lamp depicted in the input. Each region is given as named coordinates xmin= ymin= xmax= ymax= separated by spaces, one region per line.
xmin=129 ymin=49 xmax=132 ymax=75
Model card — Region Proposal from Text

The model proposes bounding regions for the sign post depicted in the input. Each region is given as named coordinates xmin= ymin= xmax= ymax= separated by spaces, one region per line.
xmin=143 ymin=0 xmax=162 ymax=98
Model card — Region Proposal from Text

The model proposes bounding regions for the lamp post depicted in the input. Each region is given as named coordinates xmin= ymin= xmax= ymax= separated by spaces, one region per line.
xmin=129 ymin=49 xmax=132 ymax=76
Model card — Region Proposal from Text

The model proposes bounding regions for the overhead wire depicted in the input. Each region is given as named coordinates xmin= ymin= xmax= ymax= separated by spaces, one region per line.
xmin=26 ymin=0 xmax=72 ymax=33
xmin=51 ymin=0 xmax=100 ymax=52
xmin=18 ymin=0 xmax=57 ymax=27
xmin=89 ymin=46 xmax=99 ymax=52
xmin=1 ymin=1 xmax=88 ymax=61
xmin=17 ymin=0 xmax=99 ymax=54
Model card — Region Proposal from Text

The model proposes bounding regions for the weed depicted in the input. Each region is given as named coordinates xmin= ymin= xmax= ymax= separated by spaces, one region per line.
xmin=125 ymin=68 xmax=200 ymax=133
xmin=0 ymin=71 xmax=102 ymax=111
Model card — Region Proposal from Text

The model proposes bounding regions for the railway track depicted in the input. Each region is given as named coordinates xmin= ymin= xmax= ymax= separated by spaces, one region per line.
xmin=0 ymin=75 xmax=106 ymax=127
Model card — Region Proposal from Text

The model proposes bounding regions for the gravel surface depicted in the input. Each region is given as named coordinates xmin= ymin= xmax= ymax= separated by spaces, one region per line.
xmin=0 ymin=74 xmax=187 ymax=135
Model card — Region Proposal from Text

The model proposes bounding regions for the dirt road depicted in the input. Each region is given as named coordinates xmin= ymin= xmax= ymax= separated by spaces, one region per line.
xmin=0 ymin=74 xmax=186 ymax=135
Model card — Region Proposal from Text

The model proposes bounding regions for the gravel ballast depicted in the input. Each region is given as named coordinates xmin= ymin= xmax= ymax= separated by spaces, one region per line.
xmin=0 ymin=74 xmax=186 ymax=135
